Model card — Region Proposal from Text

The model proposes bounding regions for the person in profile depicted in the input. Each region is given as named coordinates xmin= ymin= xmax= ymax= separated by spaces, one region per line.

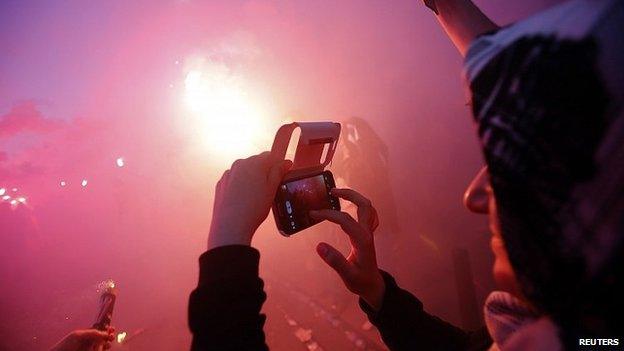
xmin=188 ymin=0 xmax=624 ymax=350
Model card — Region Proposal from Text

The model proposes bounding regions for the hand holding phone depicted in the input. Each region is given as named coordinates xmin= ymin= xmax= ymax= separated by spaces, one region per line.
xmin=273 ymin=170 xmax=340 ymax=236
xmin=269 ymin=121 xmax=342 ymax=236
xmin=310 ymin=188 xmax=384 ymax=311
xmin=208 ymin=152 xmax=292 ymax=249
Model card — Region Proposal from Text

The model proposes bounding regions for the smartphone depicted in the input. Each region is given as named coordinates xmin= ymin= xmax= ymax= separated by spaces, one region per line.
xmin=273 ymin=170 xmax=340 ymax=236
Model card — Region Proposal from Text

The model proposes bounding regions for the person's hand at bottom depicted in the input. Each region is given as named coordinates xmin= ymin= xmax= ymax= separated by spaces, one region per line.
xmin=310 ymin=188 xmax=385 ymax=311
xmin=50 ymin=326 xmax=115 ymax=351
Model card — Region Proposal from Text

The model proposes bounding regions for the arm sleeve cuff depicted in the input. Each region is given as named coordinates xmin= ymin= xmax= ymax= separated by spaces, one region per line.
xmin=197 ymin=245 xmax=260 ymax=287
xmin=358 ymin=270 xmax=475 ymax=350
xmin=359 ymin=270 xmax=424 ymax=323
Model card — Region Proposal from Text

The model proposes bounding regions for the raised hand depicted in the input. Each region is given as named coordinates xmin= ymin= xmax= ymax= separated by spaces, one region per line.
xmin=50 ymin=327 xmax=115 ymax=351
xmin=310 ymin=188 xmax=385 ymax=311
xmin=208 ymin=151 xmax=292 ymax=250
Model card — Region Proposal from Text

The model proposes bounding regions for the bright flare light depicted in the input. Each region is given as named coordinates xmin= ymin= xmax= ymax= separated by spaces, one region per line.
xmin=0 ymin=188 xmax=5 ymax=196
xmin=116 ymin=157 xmax=124 ymax=167
xmin=60 ymin=181 xmax=66 ymax=187
xmin=2 ymin=195 xmax=10 ymax=201
xmin=117 ymin=331 xmax=127 ymax=344
xmin=81 ymin=179 xmax=88 ymax=187
xmin=183 ymin=63 xmax=267 ymax=161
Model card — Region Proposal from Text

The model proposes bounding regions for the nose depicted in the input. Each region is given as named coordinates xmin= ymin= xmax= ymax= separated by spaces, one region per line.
xmin=463 ymin=166 xmax=490 ymax=214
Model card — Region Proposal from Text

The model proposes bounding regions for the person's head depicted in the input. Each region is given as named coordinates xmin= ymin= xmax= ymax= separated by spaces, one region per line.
xmin=463 ymin=162 xmax=623 ymax=343
xmin=465 ymin=18 xmax=623 ymax=344
xmin=463 ymin=166 xmax=523 ymax=299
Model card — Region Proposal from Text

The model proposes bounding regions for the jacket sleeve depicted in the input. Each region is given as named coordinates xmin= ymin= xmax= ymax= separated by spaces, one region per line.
xmin=188 ymin=245 xmax=268 ymax=351
xmin=359 ymin=271 xmax=490 ymax=351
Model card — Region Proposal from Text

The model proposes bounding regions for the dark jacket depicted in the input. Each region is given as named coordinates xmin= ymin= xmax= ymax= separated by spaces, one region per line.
xmin=188 ymin=245 xmax=491 ymax=350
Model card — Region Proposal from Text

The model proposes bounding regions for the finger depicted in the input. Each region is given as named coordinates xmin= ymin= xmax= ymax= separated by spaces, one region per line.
xmin=248 ymin=151 xmax=272 ymax=167
xmin=316 ymin=242 xmax=352 ymax=280
xmin=231 ymin=158 xmax=243 ymax=170
xmin=309 ymin=209 xmax=365 ymax=243
xmin=216 ymin=170 xmax=230 ymax=194
xmin=365 ymin=206 xmax=379 ymax=232
xmin=267 ymin=160 xmax=292 ymax=189
xmin=371 ymin=210 xmax=380 ymax=231
xmin=218 ymin=169 xmax=230 ymax=187
xmin=331 ymin=188 xmax=372 ymax=208
xmin=331 ymin=188 xmax=377 ymax=230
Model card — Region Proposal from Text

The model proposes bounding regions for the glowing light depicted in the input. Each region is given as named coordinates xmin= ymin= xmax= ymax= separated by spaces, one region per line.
xmin=0 ymin=188 xmax=5 ymax=196
xmin=10 ymin=199 xmax=17 ymax=206
xmin=17 ymin=197 xmax=26 ymax=204
xmin=116 ymin=157 xmax=124 ymax=167
xmin=183 ymin=63 xmax=268 ymax=161
xmin=60 ymin=181 xmax=66 ymax=187
xmin=2 ymin=195 xmax=10 ymax=201
xmin=117 ymin=331 xmax=127 ymax=343
xmin=12 ymin=188 xmax=17 ymax=192
xmin=96 ymin=279 xmax=116 ymax=293
xmin=81 ymin=179 xmax=88 ymax=187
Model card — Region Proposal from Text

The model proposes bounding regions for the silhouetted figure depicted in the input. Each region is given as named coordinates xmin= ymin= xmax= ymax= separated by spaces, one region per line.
xmin=333 ymin=117 xmax=399 ymax=234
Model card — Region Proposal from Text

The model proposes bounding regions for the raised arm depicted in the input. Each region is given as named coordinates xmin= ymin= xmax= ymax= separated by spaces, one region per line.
xmin=311 ymin=189 xmax=490 ymax=350
xmin=424 ymin=0 xmax=499 ymax=56
xmin=188 ymin=152 xmax=292 ymax=350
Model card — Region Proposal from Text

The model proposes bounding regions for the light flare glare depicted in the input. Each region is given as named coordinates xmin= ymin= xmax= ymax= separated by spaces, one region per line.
xmin=183 ymin=63 xmax=268 ymax=161
xmin=117 ymin=331 xmax=127 ymax=343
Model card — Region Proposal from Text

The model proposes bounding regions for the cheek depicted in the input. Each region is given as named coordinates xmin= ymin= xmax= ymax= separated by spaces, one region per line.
xmin=492 ymin=258 xmax=524 ymax=298
xmin=491 ymin=239 xmax=523 ymax=297
xmin=493 ymin=257 xmax=514 ymax=286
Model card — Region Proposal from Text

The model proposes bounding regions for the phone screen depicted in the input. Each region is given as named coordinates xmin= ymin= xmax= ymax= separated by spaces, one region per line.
xmin=273 ymin=171 xmax=340 ymax=236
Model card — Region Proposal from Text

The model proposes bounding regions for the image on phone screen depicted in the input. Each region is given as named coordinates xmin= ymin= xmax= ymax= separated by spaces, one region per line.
xmin=273 ymin=170 xmax=340 ymax=236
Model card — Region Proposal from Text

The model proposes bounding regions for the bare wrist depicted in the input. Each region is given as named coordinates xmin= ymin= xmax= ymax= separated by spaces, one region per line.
xmin=361 ymin=272 xmax=386 ymax=312
xmin=207 ymin=227 xmax=253 ymax=250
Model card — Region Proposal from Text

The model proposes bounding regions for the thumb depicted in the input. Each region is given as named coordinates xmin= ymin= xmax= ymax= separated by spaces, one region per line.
xmin=317 ymin=242 xmax=351 ymax=280
xmin=267 ymin=159 xmax=292 ymax=188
